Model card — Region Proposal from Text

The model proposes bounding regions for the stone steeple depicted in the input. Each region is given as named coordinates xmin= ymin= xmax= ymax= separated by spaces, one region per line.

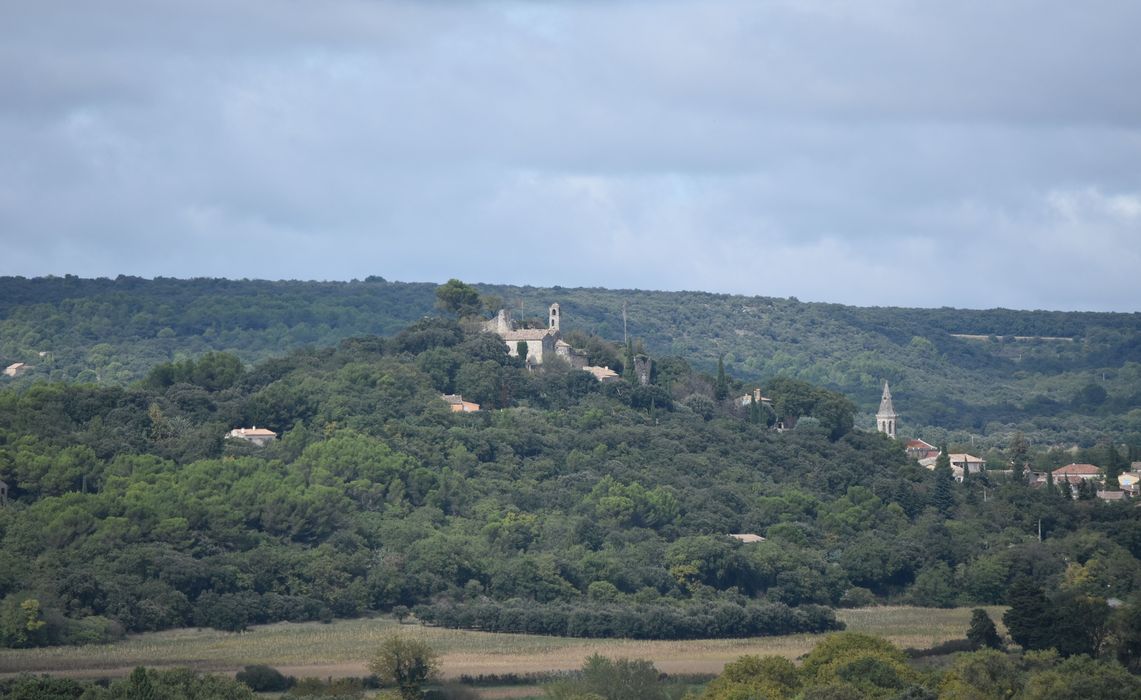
xmin=876 ymin=381 xmax=898 ymax=439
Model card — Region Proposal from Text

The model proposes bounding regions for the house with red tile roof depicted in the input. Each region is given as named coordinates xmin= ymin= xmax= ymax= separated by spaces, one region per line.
xmin=225 ymin=426 xmax=277 ymax=446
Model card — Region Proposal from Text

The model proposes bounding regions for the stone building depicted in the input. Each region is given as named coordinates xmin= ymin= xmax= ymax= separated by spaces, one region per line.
xmin=876 ymin=381 xmax=899 ymax=439
xmin=485 ymin=303 xmax=570 ymax=367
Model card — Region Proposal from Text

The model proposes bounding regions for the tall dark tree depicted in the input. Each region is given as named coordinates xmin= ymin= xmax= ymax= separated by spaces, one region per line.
xmin=1104 ymin=442 xmax=1125 ymax=490
xmin=932 ymin=447 xmax=955 ymax=518
xmin=966 ymin=608 xmax=1002 ymax=650
xmin=1004 ymin=577 xmax=1055 ymax=651
xmin=714 ymin=354 xmax=729 ymax=401
xmin=1008 ymin=432 xmax=1030 ymax=484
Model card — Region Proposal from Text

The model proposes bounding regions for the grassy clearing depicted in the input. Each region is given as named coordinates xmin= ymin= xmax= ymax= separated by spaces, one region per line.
xmin=0 ymin=606 xmax=1005 ymax=680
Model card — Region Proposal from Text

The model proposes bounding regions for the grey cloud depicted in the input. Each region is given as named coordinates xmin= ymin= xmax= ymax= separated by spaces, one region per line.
xmin=1 ymin=1 xmax=1139 ymax=310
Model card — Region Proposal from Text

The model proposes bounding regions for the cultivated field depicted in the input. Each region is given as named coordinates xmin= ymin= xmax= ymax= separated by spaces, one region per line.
xmin=0 ymin=606 xmax=1006 ymax=682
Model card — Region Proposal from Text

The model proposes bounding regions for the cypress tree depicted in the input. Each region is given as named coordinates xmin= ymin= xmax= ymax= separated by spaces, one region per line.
xmin=1105 ymin=442 xmax=1124 ymax=490
xmin=932 ymin=447 xmax=955 ymax=518
xmin=714 ymin=355 xmax=729 ymax=401
xmin=1060 ymin=474 xmax=1073 ymax=500
xmin=1008 ymin=431 xmax=1030 ymax=484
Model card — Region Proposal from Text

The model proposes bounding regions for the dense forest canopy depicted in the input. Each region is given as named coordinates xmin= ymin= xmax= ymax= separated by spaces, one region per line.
xmin=1 ymin=293 xmax=1139 ymax=652
xmin=2 ymin=275 xmax=1139 ymax=451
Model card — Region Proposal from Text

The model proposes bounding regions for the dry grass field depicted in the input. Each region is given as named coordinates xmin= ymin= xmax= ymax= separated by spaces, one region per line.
xmin=0 ymin=606 xmax=1006 ymax=682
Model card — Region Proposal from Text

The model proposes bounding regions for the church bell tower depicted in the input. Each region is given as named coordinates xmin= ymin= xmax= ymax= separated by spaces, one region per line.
xmin=876 ymin=381 xmax=899 ymax=439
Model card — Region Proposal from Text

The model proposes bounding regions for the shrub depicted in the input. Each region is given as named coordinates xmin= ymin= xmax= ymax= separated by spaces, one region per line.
xmin=236 ymin=664 xmax=292 ymax=692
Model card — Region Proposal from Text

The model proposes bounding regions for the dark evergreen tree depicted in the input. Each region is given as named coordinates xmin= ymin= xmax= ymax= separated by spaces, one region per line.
xmin=1003 ymin=578 xmax=1055 ymax=651
xmin=1045 ymin=469 xmax=1058 ymax=498
xmin=966 ymin=608 xmax=1002 ymax=650
xmin=1104 ymin=442 xmax=1124 ymax=490
xmin=714 ymin=354 xmax=729 ymax=401
xmin=932 ymin=447 xmax=955 ymax=518
xmin=1008 ymin=431 xmax=1030 ymax=483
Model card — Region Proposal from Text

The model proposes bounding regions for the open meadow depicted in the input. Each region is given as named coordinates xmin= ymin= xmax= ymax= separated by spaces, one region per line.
xmin=0 ymin=606 xmax=1006 ymax=682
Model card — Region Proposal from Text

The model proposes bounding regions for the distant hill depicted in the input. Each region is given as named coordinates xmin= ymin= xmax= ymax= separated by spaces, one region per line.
xmin=1 ymin=275 xmax=1138 ymax=449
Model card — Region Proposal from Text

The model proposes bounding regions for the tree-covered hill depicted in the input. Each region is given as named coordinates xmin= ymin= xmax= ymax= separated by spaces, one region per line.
xmin=1 ymin=275 xmax=1139 ymax=449
xmin=1 ymin=312 xmax=1139 ymax=649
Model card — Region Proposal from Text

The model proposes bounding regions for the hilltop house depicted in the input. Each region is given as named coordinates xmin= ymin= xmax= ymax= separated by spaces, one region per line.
xmin=441 ymin=394 xmax=480 ymax=412
xmin=486 ymin=304 xmax=566 ymax=366
xmin=738 ymin=388 xmax=773 ymax=408
xmin=225 ymin=426 xmax=277 ymax=446
xmin=3 ymin=362 xmax=31 ymax=377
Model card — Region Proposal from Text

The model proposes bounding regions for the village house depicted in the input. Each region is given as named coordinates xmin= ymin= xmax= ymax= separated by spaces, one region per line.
xmin=1030 ymin=463 xmax=1105 ymax=496
xmin=225 ymin=426 xmax=277 ymax=446
xmin=3 ymin=362 xmax=31 ymax=377
xmin=905 ymin=438 xmax=940 ymax=462
xmin=1120 ymin=470 xmax=1140 ymax=497
xmin=441 ymin=394 xmax=480 ymax=412
xmin=1052 ymin=463 xmax=1104 ymax=482
xmin=737 ymin=388 xmax=773 ymax=408
xmin=949 ymin=453 xmax=986 ymax=476
xmin=728 ymin=533 xmax=766 ymax=543
xmin=582 ymin=365 xmax=621 ymax=382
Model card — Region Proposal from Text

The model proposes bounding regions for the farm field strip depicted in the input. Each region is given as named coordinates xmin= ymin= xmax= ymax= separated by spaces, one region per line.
xmin=0 ymin=606 xmax=1007 ymax=680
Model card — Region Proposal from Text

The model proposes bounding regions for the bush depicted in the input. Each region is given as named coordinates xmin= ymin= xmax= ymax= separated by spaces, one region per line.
xmin=236 ymin=664 xmax=292 ymax=692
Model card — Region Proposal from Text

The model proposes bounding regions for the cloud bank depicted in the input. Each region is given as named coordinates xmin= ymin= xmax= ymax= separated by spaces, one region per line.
xmin=2 ymin=1 xmax=1139 ymax=310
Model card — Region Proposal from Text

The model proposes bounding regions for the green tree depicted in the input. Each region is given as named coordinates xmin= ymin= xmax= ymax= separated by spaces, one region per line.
xmin=435 ymin=279 xmax=482 ymax=318
xmin=699 ymin=654 xmax=800 ymax=699
xmin=1009 ymin=431 xmax=1030 ymax=483
xmin=938 ymin=649 xmax=1022 ymax=699
xmin=1004 ymin=578 xmax=1055 ymax=652
xmin=714 ymin=354 xmax=729 ymax=401
xmin=367 ymin=635 xmax=440 ymax=700
xmin=931 ymin=448 xmax=955 ymax=518
xmin=555 ymin=654 xmax=668 ymax=700
xmin=966 ymin=608 xmax=1002 ymax=650
xmin=0 ymin=596 xmax=47 ymax=648
xmin=1020 ymin=654 xmax=1141 ymax=700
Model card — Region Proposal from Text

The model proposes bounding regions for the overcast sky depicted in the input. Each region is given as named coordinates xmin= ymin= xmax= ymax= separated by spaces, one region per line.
xmin=2 ymin=1 xmax=1140 ymax=311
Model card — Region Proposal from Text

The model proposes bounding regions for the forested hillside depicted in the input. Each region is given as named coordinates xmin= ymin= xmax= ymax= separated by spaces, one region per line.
xmin=1 ymin=311 xmax=1139 ymax=650
xmin=2 ymin=276 xmax=1138 ymax=449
